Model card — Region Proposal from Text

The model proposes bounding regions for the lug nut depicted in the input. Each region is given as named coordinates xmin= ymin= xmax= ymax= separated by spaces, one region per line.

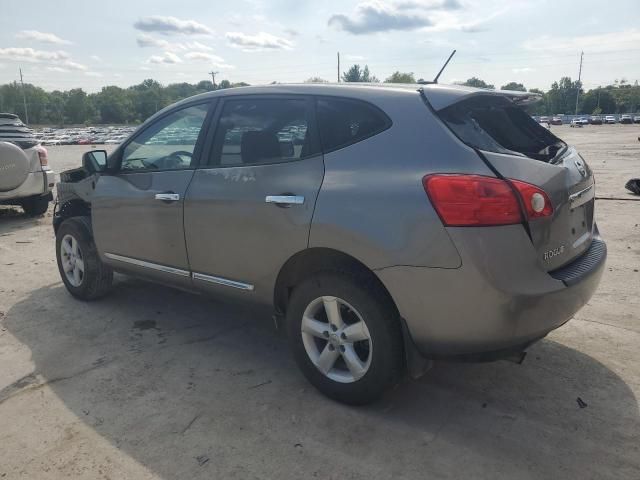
xmin=340 ymin=333 xmax=347 ymax=340
xmin=339 ymin=345 xmax=345 ymax=353
xmin=331 ymin=324 xmax=337 ymax=332
xmin=328 ymin=344 xmax=335 ymax=351
xmin=323 ymin=331 xmax=330 ymax=338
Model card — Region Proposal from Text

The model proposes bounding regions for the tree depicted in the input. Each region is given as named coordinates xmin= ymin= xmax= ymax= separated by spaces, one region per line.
xmin=65 ymin=88 xmax=88 ymax=124
xmin=462 ymin=77 xmax=494 ymax=89
xmin=342 ymin=64 xmax=379 ymax=83
xmin=580 ymin=88 xmax=616 ymax=115
xmin=305 ymin=77 xmax=329 ymax=83
xmin=95 ymin=86 xmax=132 ymax=124
xmin=384 ymin=71 xmax=416 ymax=83
xmin=501 ymin=82 xmax=526 ymax=92
xmin=546 ymin=77 xmax=582 ymax=114
xmin=217 ymin=80 xmax=232 ymax=89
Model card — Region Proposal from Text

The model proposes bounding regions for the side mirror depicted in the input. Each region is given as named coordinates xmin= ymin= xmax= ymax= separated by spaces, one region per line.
xmin=82 ymin=150 xmax=107 ymax=173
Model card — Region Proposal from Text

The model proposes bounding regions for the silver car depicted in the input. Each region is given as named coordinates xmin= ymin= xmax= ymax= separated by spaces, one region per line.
xmin=53 ymin=84 xmax=606 ymax=404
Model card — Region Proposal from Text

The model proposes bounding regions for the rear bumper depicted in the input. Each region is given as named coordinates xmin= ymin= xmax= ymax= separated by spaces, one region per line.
xmin=376 ymin=225 xmax=606 ymax=358
xmin=0 ymin=170 xmax=55 ymax=203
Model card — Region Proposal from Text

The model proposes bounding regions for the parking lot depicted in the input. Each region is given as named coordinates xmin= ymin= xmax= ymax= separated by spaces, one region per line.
xmin=0 ymin=124 xmax=639 ymax=479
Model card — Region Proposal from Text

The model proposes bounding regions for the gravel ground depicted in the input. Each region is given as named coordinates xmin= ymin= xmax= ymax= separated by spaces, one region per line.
xmin=0 ymin=124 xmax=639 ymax=479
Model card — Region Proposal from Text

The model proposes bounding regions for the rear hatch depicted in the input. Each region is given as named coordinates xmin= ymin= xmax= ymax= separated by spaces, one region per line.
xmin=426 ymin=91 xmax=595 ymax=271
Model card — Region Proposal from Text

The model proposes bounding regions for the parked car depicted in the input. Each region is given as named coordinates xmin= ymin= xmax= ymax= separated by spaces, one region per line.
xmin=605 ymin=115 xmax=616 ymax=124
xmin=620 ymin=114 xmax=633 ymax=124
xmin=550 ymin=116 xmax=563 ymax=125
xmin=589 ymin=115 xmax=603 ymax=125
xmin=570 ymin=118 xmax=583 ymax=128
xmin=634 ymin=115 xmax=640 ymax=124
xmin=538 ymin=116 xmax=550 ymax=124
xmin=0 ymin=113 xmax=55 ymax=215
xmin=53 ymin=84 xmax=606 ymax=404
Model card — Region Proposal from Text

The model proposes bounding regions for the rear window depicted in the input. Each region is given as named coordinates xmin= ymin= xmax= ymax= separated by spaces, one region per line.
xmin=316 ymin=98 xmax=390 ymax=153
xmin=438 ymin=96 xmax=565 ymax=162
xmin=0 ymin=113 xmax=37 ymax=149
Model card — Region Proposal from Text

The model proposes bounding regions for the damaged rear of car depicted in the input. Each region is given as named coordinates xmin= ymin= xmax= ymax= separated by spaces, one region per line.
xmin=377 ymin=85 xmax=606 ymax=359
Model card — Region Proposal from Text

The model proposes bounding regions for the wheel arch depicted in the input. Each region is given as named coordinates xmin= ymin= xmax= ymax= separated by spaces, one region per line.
xmin=274 ymin=247 xmax=431 ymax=378
xmin=274 ymin=247 xmax=396 ymax=316
xmin=53 ymin=198 xmax=91 ymax=233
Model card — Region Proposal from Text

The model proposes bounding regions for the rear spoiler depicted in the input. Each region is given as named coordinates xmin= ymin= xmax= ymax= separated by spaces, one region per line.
xmin=419 ymin=84 xmax=542 ymax=111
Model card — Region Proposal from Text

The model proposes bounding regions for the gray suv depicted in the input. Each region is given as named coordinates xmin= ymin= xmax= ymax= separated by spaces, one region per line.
xmin=54 ymin=84 xmax=606 ymax=404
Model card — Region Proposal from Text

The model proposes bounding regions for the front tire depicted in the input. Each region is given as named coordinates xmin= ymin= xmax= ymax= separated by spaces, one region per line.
xmin=286 ymin=271 xmax=403 ymax=405
xmin=56 ymin=217 xmax=113 ymax=300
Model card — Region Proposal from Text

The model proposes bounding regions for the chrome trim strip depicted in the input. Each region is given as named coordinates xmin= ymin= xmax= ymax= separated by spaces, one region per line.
xmin=192 ymin=272 xmax=254 ymax=291
xmin=569 ymin=183 xmax=594 ymax=208
xmin=265 ymin=195 xmax=305 ymax=205
xmin=104 ymin=253 xmax=190 ymax=277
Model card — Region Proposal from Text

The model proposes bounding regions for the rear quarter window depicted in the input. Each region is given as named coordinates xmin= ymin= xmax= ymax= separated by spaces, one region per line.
xmin=316 ymin=98 xmax=391 ymax=153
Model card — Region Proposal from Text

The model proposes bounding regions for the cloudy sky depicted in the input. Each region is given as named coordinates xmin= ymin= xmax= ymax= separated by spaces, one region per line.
xmin=0 ymin=0 xmax=638 ymax=92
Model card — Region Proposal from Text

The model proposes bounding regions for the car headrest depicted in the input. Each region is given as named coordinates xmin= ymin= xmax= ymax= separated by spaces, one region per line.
xmin=241 ymin=130 xmax=280 ymax=164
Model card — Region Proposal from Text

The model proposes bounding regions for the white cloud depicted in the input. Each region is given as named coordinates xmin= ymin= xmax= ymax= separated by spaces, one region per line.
xmin=47 ymin=66 xmax=69 ymax=73
xmin=183 ymin=51 xmax=235 ymax=69
xmin=344 ymin=54 xmax=365 ymax=61
xmin=226 ymin=32 xmax=293 ymax=51
xmin=136 ymin=34 xmax=170 ymax=49
xmin=147 ymin=52 xmax=182 ymax=64
xmin=512 ymin=67 xmax=534 ymax=74
xmin=16 ymin=30 xmax=72 ymax=45
xmin=85 ymin=71 xmax=103 ymax=77
xmin=329 ymin=2 xmax=432 ymax=34
xmin=134 ymin=16 xmax=213 ymax=36
xmin=523 ymin=29 xmax=640 ymax=54
xmin=185 ymin=41 xmax=213 ymax=52
xmin=0 ymin=47 xmax=87 ymax=70
xmin=90 ymin=55 xmax=101 ymax=61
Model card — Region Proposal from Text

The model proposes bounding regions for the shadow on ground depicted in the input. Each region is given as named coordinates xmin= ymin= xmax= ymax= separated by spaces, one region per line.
xmin=0 ymin=206 xmax=50 ymax=236
xmin=3 ymin=280 xmax=639 ymax=479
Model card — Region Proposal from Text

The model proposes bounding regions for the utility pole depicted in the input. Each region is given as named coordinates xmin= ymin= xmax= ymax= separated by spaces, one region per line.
xmin=337 ymin=52 xmax=340 ymax=83
xmin=209 ymin=71 xmax=219 ymax=89
xmin=597 ymin=87 xmax=601 ymax=110
xmin=19 ymin=67 xmax=29 ymax=124
xmin=574 ymin=51 xmax=583 ymax=116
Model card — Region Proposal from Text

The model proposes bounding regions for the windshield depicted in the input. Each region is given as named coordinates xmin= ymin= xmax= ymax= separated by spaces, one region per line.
xmin=438 ymin=95 xmax=566 ymax=162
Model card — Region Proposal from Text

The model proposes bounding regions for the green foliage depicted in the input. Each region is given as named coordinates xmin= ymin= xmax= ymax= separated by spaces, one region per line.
xmin=501 ymin=82 xmax=526 ymax=92
xmin=305 ymin=77 xmax=329 ymax=83
xmin=461 ymin=77 xmax=495 ymax=89
xmin=342 ymin=64 xmax=379 ymax=83
xmin=2 ymin=74 xmax=638 ymax=125
xmin=384 ymin=71 xmax=416 ymax=83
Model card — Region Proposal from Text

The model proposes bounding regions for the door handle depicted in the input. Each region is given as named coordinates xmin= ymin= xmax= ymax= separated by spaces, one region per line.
xmin=155 ymin=193 xmax=180 ymax=202
xmin=265 ymin=195 xmax=305 ymax=206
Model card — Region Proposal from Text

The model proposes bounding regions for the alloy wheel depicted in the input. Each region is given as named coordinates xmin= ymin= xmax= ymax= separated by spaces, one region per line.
xmin=301 ymin=296 xmax=373 ymax=383
xmin=60 ymin=234 xmax=84 ymax=287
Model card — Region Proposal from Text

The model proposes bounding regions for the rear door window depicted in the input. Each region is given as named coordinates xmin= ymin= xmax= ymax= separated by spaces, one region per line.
xmin=316 ymin=98 xmax=391 ymax=153
xmin=438 ymin=96 xmax=565 ymax=162
xmin=211 ymin=98 xmax=318 ymax=166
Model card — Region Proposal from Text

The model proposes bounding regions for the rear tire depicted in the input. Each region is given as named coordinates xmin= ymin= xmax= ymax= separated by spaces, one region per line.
xmin=21 ymin=195 xmax=50 ymax=216
xmin=286 ymin=271 xmax=403 ymax=405
xmin=56 ymin=217 xmax=113 ymax=300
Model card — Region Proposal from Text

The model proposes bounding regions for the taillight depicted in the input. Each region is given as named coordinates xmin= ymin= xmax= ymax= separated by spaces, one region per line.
xmin=423 ymin=174 xmax=553 ymax=227
xmin=35 ymin=145 xmax=49 ymax=168
xmin=508 ymin=179 xmax=553 ymax=219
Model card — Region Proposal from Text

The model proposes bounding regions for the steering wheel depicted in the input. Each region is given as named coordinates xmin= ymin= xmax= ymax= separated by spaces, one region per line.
xmin=155 ymin=151 xmax=193 ymax=169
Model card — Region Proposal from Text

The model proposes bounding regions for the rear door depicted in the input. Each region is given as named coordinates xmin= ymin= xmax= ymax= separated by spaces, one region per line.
xmin=93 ymin=102 xmax=212 ymax=286
xmin=184 ymin=95 xmax=324 ymax=303
xmin=435 ymin=94 xmax=595 ymax=271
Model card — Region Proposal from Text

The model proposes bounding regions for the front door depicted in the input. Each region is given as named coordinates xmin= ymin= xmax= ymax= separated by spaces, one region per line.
xmin=93 ymin=102 xmax=212 ymax=286
xmin=184 ymin=96 xmax=324 ymax=303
